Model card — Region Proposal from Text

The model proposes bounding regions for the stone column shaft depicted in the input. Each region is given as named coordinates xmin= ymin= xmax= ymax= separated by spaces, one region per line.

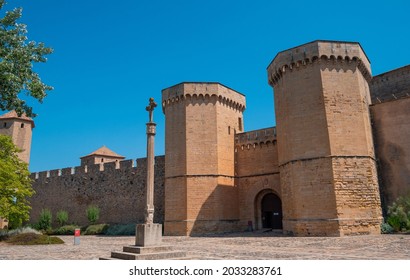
xmin=145 ymin=122 xmax=156 ymax=224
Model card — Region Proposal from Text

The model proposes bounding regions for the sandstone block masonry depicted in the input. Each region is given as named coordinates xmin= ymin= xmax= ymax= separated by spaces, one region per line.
xmin=370 ymin=66 xmax=410 ymax=212
xmin=29 ymin=157 xmax=165 ymax=226
xmin=2 ymin=39 xmax=409 ymax=238
xmin=162 ymin=82 xmax=246 ymax=236
xmin=267 ymin=41 xmax=382 ymax=236
xmin=0 ymin=111 xmax=34 ymax=164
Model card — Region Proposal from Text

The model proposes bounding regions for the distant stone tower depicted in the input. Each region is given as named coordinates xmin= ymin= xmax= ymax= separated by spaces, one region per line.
xmin=267 ymin=41 xmax=382 ymax=236
xmin=0 ymin=111 xmax=35 ymax=165
xmin=162 ymin=82 xmax=246 ymax=235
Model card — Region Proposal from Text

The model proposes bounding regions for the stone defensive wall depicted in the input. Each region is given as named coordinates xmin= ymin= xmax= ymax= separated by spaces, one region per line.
xmin=371 ymin=65 xmax=410 ymax=103
xmin=371 ymin=97 xmax=410 ymax=212
xmin=370 ymin=65 xmax=410 ymax=212
xmin=235 ymin=127 xmax=279 ymax=177
xmin=29 ymin=156 xmax=165 ymax=227
xmin=235 ymin=127 xmax=281 ymax=230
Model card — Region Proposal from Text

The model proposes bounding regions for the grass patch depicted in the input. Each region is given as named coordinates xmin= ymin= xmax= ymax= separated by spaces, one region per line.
xmin=83 ymin=224 xmax=109 ymax=235
xmin=52 ymin=225 xmax=80 ymax=235
xmin=5 ymin=233 xmax=64 ymax=245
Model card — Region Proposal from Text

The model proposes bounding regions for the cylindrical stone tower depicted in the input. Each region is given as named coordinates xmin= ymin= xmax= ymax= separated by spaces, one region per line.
xmin=267 ymin=41 xmax=382 ymax=236
xmin=162 ymin=82 xmax=246 ymax=236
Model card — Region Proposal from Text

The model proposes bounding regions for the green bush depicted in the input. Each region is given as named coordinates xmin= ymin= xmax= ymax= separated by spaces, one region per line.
xmin=381 ymin=222 xmax=394 ymax=234
xmin=104 ymin=223 xmax=136 ymax=236
xmin=6 ymin=233 xmax=64 ymax=245
xmin=0 ymin=227 xmax=41 ymax=241
xmin=86 ymin=205 xmax=100 ymax=225
xmin=53 ymin=225 xmax=79 ymax=235
xmin=56 ymin=210 xmax=69 ymax=226
xmin=387 ymin=195 xmax=410 ymax=232
xmin=83 ymin=224 xmax=109 ymax=235
xmin=37 ymin=209 xmax=52 ymax=231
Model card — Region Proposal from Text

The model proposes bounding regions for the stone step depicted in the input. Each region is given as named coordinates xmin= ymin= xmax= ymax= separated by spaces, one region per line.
xmin=111 ymin=250 xmax=186 ymax=260
xmin=123 ymin=245 xmax=174 ymax=254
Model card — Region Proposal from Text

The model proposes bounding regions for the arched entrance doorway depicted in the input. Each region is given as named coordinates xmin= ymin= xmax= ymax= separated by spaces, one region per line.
xmin=261 ymin=193 xmax=283 ymax=229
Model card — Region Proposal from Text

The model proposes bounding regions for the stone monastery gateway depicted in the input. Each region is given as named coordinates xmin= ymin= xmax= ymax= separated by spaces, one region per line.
xmin=1 ymin=40 xmax=409 ymax=236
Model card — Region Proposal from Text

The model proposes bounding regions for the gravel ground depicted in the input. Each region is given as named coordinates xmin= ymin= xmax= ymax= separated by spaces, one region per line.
xmin=1 ymin=230 xmax=409 ymax=260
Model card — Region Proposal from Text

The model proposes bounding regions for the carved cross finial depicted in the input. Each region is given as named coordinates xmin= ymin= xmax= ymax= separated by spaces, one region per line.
xmin=146 ymin=97 xmax=157 ymax=122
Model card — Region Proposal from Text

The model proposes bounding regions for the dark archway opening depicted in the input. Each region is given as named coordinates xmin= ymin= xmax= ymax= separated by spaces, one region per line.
xmin=261 ymin=193 xmax=283 ymax=229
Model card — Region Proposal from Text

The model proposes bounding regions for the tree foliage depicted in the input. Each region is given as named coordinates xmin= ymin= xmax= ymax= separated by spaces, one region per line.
xmin=0 ymin=134 xmax=34 ymax=228
xmin=0 ymin=0 xmax=53 ymax=117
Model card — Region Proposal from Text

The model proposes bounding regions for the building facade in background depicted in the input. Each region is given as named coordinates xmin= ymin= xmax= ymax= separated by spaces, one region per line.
xmin=1 ymin=40 xmax=409 ymax=236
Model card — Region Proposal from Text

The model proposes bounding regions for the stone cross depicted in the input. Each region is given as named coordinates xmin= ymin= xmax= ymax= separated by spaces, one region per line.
xmin=144 ymin=98 xmax=157 ymax=224
xmin=135 ymin=97 xmax=162 ymax=247
xmin=146 ymin=97 xmax=157 ymax=123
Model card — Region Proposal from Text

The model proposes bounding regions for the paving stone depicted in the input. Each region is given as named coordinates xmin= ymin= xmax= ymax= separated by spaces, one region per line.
xmin=0 ymin=231 xmax=409 ymax=260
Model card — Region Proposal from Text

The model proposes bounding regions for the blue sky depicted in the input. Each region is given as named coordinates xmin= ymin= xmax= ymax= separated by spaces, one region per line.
xmin=2 ymin=0 xmax=410 ymax=172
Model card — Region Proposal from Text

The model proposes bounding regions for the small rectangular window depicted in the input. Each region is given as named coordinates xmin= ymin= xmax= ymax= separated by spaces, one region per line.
xmin=3 ymin=122 xmax=6 ymax=128
xmin=228 ymin=126 xmax=231 ymax=135
xmin=21 ymin=123 xmax=24 ymax=128
xmin=238 ymin=117 xmax=242 ymax=131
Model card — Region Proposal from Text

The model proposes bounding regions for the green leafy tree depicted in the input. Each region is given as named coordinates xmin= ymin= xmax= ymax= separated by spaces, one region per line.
xmin=0 ymin=0 xmax=53 ymax=117
xmin=0 ymin=134 xmax=34 ymax=228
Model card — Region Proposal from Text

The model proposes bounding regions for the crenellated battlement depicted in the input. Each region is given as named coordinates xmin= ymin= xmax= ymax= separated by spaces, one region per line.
xmin=370 ymin=65 xmax=410 ymax=103
xmin=29 ymin=156 xmax=166 ymax=226
xmin=162 ymin=82 xmax=246 ymax=113
xmin=235 ymin=127 xmax=277 ymax=151
xmin=267 ymin=40 xmax=372 ymax=86
xmin=30 ymin=156 xmax=165 ymax=180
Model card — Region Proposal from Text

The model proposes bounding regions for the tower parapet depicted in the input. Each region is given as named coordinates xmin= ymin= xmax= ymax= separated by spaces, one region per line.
xmin=162 ymin=82 xmax=246 ymax=113
xmin=268 ymin=40 xmax=371 ymax=87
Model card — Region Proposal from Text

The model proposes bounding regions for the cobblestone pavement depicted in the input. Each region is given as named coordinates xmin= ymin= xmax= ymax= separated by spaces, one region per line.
xmin=0 ymin=231 xmax=409 ymax=260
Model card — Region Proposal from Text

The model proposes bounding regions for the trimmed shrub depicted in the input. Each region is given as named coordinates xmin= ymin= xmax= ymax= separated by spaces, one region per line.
xmin=53 ymin=225 xmax=79 ymax=235
xmin=0 ymin=226 xmax=41 ymax=241
xmin=104 ymin=224 xmax=136 ymax=236
xmin=37 ymin=209 xmax=52 ymax=231
xmin=56 ymin=210 xmax=69 ymax=227
xmin=83 ymin=224 xmax=109 ymax=235
xmin=86 ymin=205 xmax=100 ymax=225
xmin=6 ymin=233 xmax=64 ymax=245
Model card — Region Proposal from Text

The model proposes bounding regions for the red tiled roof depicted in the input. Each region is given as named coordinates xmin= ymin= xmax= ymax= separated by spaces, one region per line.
xmin=0 ymin=111 xmax=35 ymax=128
xmin=80 ymin=146 xmax=125 ymax=159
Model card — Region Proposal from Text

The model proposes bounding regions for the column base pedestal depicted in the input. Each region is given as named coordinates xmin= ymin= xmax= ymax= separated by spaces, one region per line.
xmin=135 ymin=223 xmax=162 ymax=247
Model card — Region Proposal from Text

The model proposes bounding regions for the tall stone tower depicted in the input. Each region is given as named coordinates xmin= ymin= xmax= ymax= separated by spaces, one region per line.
xmin=0 ymin=111 xmax=35 ymax=165
xmin=162 ymin=82 xmax=246 ymax=235
xmin=267 ymin=41 xmax=382 ymax=236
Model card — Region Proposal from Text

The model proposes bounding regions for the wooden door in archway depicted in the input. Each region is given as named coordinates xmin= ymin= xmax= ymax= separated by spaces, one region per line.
xmin=261 ymin=193 xmax=283 ymax=229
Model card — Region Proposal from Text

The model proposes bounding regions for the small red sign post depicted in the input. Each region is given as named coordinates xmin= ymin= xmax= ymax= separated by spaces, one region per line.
xmin=74 ymin=228 xmax=80 ymax=245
